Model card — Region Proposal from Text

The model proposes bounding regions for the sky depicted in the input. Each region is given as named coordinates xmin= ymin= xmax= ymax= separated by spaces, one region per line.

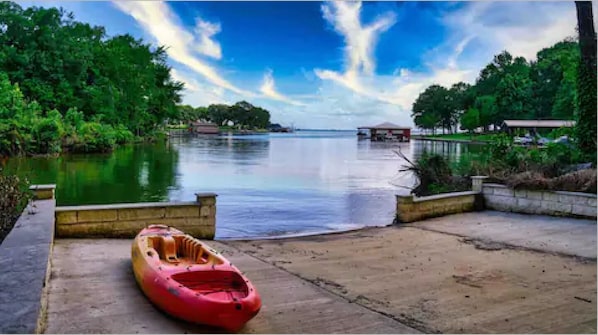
xmin=16 ymin=1 xmax=594 ymax=129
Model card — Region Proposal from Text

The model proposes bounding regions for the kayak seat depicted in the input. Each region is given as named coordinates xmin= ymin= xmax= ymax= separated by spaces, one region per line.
xmin=181 ymin=236 xmax=210 ymax=264
xmin=159 ymin=235 xmax=179 ymax=263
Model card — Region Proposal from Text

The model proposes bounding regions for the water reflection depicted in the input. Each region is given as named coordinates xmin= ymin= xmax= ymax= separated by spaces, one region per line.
xmin=4 ymin=142 xmax=179 ymax=205
xmin=4 ymin=131 xmax=480 ymax=238
xmin=411 ymin=140 xmax=484 ymax=160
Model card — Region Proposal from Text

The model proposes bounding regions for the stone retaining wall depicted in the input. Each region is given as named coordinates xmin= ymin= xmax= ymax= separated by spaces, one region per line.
xmin=395 ymin=191 xmax=481 ymax=223
xmin=30 ymin=184 xmax=56 ymax=200
xmin=55 ymin=193 xmax=217 ymax=239
xmin=0 ymin=185 xmax=56 ymax=333
xmin=482 ymin=184 xmax=597 ymax=219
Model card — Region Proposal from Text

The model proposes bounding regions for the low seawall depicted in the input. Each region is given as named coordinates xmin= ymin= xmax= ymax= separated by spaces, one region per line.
xmin=395 ymin=176 xmax=597 ymax=222
xmin=0 ymin=185 xmax=56 ymax=333
xmin=395 ymin=191 xmax=481 ymax=223
xmin=482 ymin=184 xmax=596 ymax=219
xmin=55 ymin=193 xmax=217 ymax=239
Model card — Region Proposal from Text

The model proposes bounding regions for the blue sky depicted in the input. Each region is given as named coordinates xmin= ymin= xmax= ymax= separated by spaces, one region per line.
xmin=17 ymin=1 xmax=589 ymax=129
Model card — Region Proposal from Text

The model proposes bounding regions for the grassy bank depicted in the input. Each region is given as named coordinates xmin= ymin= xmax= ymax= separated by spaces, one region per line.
xmin=400 ymin=135 xmax=595 ymax=197
xmin=218 ymin=126 xmax=269 ymax=134
xmin=414 ymin=133 xmax=499 ymax=142
xmin=0 ymin=173 xmax=30 ymax=243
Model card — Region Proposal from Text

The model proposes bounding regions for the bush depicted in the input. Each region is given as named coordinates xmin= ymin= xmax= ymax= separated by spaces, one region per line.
xmin=547 ymin=127 xmax=574 ymax=139
xmin=73 ymin=122 xmax=117 ymax=153
xmin=114 ymin=124 xmax=134 ymax=144
xmin=507 ymin=169 xmax=596 ymax=194
xmin=396 ymin=149 xmax=470 ymax=196
xmin=0 ymin=173 xmax=31 ymax=244
xmin=452 ymin=152 xmax=490 ymax=176
xmin=31 ymin=110 xmax=64 ymax=154
xmin=0 ymin=74 xmax=139 ymax=156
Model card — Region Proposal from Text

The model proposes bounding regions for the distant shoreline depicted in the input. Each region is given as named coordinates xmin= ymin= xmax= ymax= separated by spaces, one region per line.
xmin=411 ymin=135 xmax=489 ymax=144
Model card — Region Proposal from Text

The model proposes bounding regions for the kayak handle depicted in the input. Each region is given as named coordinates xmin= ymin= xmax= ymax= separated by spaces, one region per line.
xmin=148 ymin=224 xmax=169 ymax=229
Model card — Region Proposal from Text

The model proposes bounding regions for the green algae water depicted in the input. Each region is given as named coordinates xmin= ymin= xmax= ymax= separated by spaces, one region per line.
xmin=3 ymin=131 xmax=481 ymax=239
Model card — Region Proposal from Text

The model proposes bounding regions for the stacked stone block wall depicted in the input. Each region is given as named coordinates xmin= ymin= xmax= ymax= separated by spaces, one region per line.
xmin=395 ymin=191 xmax=480 ymax=223
xmin=55 ymin=193 xmax=217 ymax=239
xmin=482 ymin=184 xmax=596 ymax=219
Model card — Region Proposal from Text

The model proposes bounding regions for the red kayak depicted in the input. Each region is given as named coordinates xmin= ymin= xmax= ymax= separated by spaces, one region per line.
xmin=131 ymin=225 xmax=261 ymax=331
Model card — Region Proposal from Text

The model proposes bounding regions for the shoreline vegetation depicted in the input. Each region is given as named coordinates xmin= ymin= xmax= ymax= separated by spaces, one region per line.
xmin=176 ymin=101 xmax=289 ymax=134
xmin=0 ymin=3 xmax=287 ymax=158
xmin=411 ymin=40 xmax=581 ymax=137
xmin=407 ymin=4 xmax=596 ymax=197
xmin=0 ymin=2 xmax=181 ymax=158
xmin=401 ymin=133 xmax=596 ymax=197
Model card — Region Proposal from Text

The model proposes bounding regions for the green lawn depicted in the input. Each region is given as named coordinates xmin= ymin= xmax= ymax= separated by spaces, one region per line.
xmin=420 ymin=133 xmax=500 ymax=141
xmin=166 ymin=124 xmax=188 ymax=129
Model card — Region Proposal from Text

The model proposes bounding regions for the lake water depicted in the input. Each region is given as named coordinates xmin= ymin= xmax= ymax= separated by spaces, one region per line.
xmin=3 ymin=130 xmax=480 ymax=239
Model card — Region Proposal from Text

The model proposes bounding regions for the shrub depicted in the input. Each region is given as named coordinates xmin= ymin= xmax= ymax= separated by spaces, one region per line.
xmin=113 ymin=124 xmax=134 ymax=144
xmin=0 ymin=173 xmax=31 ymax=244
xmin=506 ymin=169 xmax=596 ymax=194
xmin=396 ymin=149 xmax=469 ymax=196
xmin=549 ymin=169 xmax=597 ymax=194
xmin=73 ymin=122 xmax=116 ymax=153
xmin=452 ymin=152 xmax=489 ymax=176
xmin=31 ymin=110 xmax=64 ymax=154
xmin=547 ymin=127 xmax=574 ymax=139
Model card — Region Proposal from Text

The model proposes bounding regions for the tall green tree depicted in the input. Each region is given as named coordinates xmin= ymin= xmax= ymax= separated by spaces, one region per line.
xmin=460 ymin=107 xmax=480 ymax=135
xmin=412 ymin=85 xmax=453 ymax=134
xmin=0 ymin=2 xmax=183 ymax=136
xmin=473 ymin=95 xmax=499 ymax=131
xmin=448 ymin=82 xmax=473 ymax=133
xmin=574 ymin=1 xmax=597 ymax=162
xmin=530 ymin=40 xmax=579 ymax=119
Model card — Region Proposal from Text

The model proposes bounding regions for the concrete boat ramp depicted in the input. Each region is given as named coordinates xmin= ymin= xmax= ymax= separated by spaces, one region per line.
xmin=46 ymin=239 xmax=415 ymax=334
xmin=44 ymin=211 xmax=596 ymax=334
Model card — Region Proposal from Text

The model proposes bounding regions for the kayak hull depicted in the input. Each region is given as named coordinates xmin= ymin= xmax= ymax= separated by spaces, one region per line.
xmin=131 ymin=225 xmax=261 ymax=332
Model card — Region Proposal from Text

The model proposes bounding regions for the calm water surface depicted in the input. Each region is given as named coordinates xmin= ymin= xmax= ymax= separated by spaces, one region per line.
xmin=4 ymin=131 xmax=481 ymax=239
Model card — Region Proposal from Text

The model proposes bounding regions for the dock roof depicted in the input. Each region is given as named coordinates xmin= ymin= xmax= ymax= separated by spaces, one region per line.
xmin=503 ymin=120 xmax=575 ymax=128
xmin=358 ymin=122 xmax=411 ymax=130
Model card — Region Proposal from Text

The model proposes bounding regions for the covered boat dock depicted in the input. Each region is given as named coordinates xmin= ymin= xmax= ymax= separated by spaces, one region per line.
xmin=502 ymin=119 xmax=575 ymax=136
xmin=358 ymin=122 xmax=411 ymax=142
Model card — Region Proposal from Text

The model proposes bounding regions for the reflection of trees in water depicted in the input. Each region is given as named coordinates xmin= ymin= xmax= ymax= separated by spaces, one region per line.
xmin=5 ymin=143 xmax=180 ymax=205
xmin=411 ymin=140 xmax=484 ymax=160
xmin=195 ymin=137 xmax=270 ymax=163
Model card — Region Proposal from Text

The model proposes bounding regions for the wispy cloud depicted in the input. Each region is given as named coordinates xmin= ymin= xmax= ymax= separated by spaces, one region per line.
xmin=321 ymin=1 xmax=396 ymax=77
xmin=259 ymin=69 xmax=306 ymax=106
xmin=194 ymin=18 xmax=222 ymax=60
xmin=442 ymin=1 xmax=578 ymax=62
xmin=111 ymin=1 xmax=252 ymax=96
xmin=315 ymin=1 xmax=396 ymax=97
xmin=311 ymin=0 xmax=580 ymax=129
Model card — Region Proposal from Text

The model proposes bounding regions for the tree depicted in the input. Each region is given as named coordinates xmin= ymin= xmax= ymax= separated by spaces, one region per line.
xmin=474 ymin=95 xmax=498 ymax=131
xmin=207 ymin=104 xmax=231 ymax=126
xmin=0 ymin=2 xmax=183 ymax=136
xmin=412 ymin=85 xmax=453 ymax=134
xmin=448 ymin=82 xmax=473 ymax=133
xmin=460 ymin=108 xmax=480 ymax=135
xmin=574 ymin=1 xmax=597 ymax=162
xmin=530 ymin=40 xmax=579 ymax=119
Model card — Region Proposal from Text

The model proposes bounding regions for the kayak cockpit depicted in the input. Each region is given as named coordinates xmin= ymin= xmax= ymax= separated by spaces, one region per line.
xmin=144 ymin=234 xmax=224 ymax=266
xmin=171 ymin=270 xmax=249 ymax=300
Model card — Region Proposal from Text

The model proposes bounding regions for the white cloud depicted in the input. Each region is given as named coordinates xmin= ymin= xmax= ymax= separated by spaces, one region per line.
xmin=321 ymin=1 xmax=396 ymax=77
xmin=259 ymin=69 xmax=306 ymax=106
xmin=194 ymin=18 xmax=222 ymax=59
xmin=111 ymin=1 xmax=252 ymax=97
xmin=170 ymin=68 xmax=200 ymax=92
xmin=313 ymin=1 xmax=473 ymax=111
xmin=315 ymin=1 xmax=396 ymax=97
xmin=309 ymin=1 xmax=581 ymax=129
xmin=443 ymin=1 xmax=578 ymax=62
